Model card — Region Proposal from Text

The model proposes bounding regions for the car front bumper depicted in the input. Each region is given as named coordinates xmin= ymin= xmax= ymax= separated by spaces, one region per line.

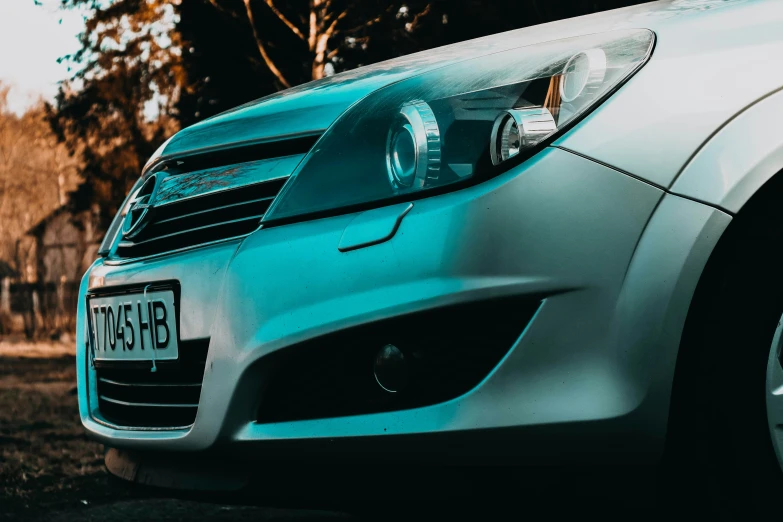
xmin=76 ymin=146 xmax=730 ymax=472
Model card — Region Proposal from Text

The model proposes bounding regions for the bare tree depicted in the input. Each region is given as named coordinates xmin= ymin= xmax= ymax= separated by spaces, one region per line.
xmin=237 ymin=0 xmax=433 ymax=87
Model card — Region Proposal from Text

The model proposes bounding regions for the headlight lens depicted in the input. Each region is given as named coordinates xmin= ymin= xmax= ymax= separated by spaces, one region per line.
xmin=560 ymin=48 xmax=608 ymax=102
xmin=386 ymin=100 xmax=441 ymax=191
xmin=262 ymin=29 xmax=654 ymax=224
xmin=490 ymin=107 xmax=558 ymax=165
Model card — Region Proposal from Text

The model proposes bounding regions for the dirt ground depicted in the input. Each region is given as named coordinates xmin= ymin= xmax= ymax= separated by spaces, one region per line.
xmin=0 ymin=342 xmax=354 ymax=521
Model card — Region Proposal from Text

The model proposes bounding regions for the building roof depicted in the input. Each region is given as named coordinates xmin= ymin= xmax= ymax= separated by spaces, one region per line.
xmin=26 ymin=206 xmax=72 ymax=238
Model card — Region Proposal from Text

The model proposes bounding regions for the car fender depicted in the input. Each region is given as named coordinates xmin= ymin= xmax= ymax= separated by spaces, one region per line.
xmin=670 ymin=87 xmax=783 ymax=214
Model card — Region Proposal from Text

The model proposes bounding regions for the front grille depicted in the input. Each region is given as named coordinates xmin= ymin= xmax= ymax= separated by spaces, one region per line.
xmin=95 ymin=339 xmax=209 ymax=429
xmin=111 ymin=138 xmax=318 ymax=261
xmin=115 ymin=176 xmax=287 ymax=259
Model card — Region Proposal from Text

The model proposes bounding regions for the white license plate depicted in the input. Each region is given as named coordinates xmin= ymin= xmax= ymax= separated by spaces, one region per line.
xmin=88 ymin=289 xmax=179 ymax=362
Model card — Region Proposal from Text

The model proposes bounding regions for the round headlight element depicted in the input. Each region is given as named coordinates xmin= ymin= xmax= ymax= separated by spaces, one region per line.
xmin=490 ymin=107 xmax=557 ymax=166
xmin=386 ymin=100 xmax=441 ymax=191
xmin=560 ymin=48 xmax=607 ymax=103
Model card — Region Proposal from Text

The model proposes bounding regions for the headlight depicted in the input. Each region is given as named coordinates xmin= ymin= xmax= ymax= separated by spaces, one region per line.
xmin=386 ymin=100 xmax=441 ymax=191
xmin=489 ymin=107 xmax=557 ymax=165
xmin=266 ymin=29 xmax=655 ymax=224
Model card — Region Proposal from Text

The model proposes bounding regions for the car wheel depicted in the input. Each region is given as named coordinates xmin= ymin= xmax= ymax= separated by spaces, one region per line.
xmin=765 ymin=314 xmax=783 ymax=485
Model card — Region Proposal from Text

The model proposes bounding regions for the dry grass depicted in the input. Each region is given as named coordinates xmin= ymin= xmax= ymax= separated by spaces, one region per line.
xmin=0 ymin=339 xmax=76 ymax=359
xmin=0 ymin=345 xmax=141 ymax=519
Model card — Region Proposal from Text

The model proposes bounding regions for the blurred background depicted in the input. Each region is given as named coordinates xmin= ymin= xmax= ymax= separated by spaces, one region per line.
xmin=0 ymin=0 xmax=644 ymax=341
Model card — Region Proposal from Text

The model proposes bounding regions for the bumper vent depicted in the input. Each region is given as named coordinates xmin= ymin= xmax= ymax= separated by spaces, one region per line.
xmin=94 ymin=339 xmax=209 ymax=429
xmin=256 ymin=296 xmax=541 ymax=423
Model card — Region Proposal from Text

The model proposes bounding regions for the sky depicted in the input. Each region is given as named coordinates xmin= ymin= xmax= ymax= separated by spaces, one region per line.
xmin=0 ymin=0 xmax=87 ymax=115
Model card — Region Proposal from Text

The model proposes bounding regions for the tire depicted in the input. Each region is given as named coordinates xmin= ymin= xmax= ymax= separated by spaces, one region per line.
xmin=661 ymin=177 xmax=783 ymax=520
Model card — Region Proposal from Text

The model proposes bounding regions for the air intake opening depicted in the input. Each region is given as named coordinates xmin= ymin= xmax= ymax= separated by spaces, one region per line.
xmin=256 ymin=296 xmax=541 ymax=423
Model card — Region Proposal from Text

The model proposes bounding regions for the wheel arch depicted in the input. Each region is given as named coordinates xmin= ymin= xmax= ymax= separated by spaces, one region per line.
xmin=666 ymin=144 xmax=783 ymax=457
xmin=614 ymin=86 xmax=783 ymax=456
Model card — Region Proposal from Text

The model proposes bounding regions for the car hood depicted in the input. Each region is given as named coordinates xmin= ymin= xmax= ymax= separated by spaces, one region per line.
xmin=158 ymin=0 xmax=756 ymax=164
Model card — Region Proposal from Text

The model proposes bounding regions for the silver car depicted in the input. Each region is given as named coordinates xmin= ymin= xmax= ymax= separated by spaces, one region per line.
xmin=76 ymin=0 xmax=783 ymax=515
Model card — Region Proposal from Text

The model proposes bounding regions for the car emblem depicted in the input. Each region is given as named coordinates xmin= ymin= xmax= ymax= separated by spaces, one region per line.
xmin=122 ymin=174 xmax=159 ymax=239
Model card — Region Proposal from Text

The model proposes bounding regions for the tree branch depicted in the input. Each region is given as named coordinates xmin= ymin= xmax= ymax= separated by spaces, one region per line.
xmin=311 ymin=9 xmax=348 ymax=79
xmin=407 ymin=3 xmax=433 ymax=32
xmin=261 ymin=0 xmax=306 ymax=41
xmin=342 ymin=4 xmax=394 ymax=34
xmin=243 ymin=0 xmax=291 ymax=88
xmin=321 ymin=0 xmax=337 ymax=24
xmin=325 ymin=9 xmax=349 ymax=39
xmin=206 ymin=0 xmax=240 ymax=20
xmin=308 ymin=7 xmax=317 ymax=51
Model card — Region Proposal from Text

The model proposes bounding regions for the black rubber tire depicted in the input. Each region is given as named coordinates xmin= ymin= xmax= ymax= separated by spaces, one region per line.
xmin=661 ymin=176 xmax=783 ymax=520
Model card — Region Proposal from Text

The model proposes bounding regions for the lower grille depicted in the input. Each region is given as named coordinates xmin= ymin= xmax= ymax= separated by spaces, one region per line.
xmin=95 ymin=339 xmax=209 ymax=429
xmin=256 ymin=296 xmax=541 ymax=423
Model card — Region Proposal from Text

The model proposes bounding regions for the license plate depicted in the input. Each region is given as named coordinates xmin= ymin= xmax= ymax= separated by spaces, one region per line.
xmin=88 ymin=289 xmax=179 ymax=362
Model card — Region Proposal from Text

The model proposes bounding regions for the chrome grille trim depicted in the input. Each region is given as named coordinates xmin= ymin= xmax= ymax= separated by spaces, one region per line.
xmin=117 ymin=214 xmax=266 ymax=248
xmin=154 ymin=156 xmax=299 ymax=206
xmin=104 ymin=235 xmax=251 ymax=266
xmin=155 ymin=195 xmax=276 ymax=223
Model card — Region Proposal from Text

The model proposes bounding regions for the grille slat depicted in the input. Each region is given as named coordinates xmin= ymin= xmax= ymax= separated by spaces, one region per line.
xmin=98 ymin=377 xmax=201 ymax=388
xmin=119 ymin=214 xmax=266 ymax=248
xmin=95 ymin=339 xmax=209 ymax=429
xmin=116 ymin=219 xmax=264 ymax=259
xmin=156 ymin=196 xmax=276 ymax=225
xmin=99 ymin=396 xmax=199 ymax=408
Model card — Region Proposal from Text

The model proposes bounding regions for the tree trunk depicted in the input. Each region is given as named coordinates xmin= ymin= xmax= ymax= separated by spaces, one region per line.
xmin=1 ymin=277 xmax=9 ymax=314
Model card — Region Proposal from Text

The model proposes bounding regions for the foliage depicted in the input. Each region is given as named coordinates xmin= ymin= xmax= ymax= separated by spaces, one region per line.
xmin=49 ymin=0 xmax=182 ymax=227
xmin=0 ymin=85 xmax=80 ymax=279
